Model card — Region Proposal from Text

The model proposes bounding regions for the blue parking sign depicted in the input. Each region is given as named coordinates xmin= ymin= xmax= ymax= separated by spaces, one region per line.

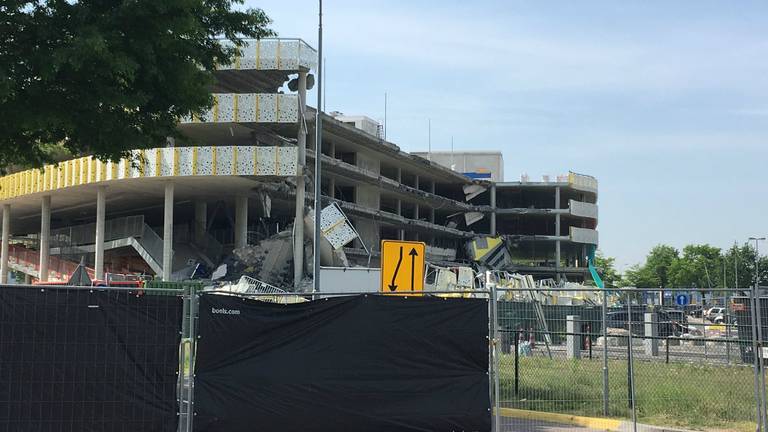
xmin=676 ymin=293 xmax=690 ymax=306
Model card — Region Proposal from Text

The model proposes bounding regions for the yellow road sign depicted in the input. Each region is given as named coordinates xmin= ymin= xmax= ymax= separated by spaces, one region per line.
xmin=380 ymin=240 xmax=425 ymax=294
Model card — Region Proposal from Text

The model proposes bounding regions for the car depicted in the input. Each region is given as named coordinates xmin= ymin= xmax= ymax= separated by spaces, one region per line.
xmin=706 ymin=307 xmax=726 ymax=322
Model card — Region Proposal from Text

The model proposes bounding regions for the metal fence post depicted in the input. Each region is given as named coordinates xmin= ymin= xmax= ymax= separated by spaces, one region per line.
xmin=626 ymin=293 xmax=638 ymax=432
xmin=751 ymin=284 xmax=765 ymax=431
xmin=190 ymin=289 xmax=199 ymax=432
xmin=514 ymin=330 xmax=519 ymax=397
xmin=491 ymin=285 xmax=500 ymax=432
xmin=602 ymin=288 xmax=609 ymax=416
xmin=755 ymin=293 xmax=768 ymax=428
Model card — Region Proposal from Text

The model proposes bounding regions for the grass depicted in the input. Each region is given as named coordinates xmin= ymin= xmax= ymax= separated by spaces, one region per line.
xmin=498 ymin=354 xmax=757 ymax=431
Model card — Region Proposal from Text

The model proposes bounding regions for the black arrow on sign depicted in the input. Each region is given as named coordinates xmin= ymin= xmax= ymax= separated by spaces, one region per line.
xmin=409 ymin=248 xmax=419 ymax=292
xmin=388 ymin=246 xmax=403 ymax=291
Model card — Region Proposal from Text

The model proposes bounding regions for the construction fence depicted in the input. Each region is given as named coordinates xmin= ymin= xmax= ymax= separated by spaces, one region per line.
xmin=2 ymin=284 xmax=768 ymax=431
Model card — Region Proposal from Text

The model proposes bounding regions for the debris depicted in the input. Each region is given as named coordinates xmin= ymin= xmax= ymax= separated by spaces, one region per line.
xmin=211 ymin=264 xmax=227 ymax=280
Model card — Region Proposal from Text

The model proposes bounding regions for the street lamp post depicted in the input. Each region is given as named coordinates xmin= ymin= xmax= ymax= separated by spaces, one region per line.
xmin=313 ymin=0 xmax=323 ymax=293
xmin=749 ymin=237 xmax=766 ymax=431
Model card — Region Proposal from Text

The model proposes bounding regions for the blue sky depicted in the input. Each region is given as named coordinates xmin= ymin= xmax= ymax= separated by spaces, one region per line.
xmin=247 ymin=0 xmax=768 ymax=269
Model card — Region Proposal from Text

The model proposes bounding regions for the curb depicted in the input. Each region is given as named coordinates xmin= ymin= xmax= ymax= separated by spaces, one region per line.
xmin=498 ymin=408 xmax=695 ymax=432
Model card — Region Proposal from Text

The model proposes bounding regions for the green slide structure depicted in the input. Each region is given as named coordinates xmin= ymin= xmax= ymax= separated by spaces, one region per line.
xmin=587 ymin=245 xmax=604 ymax=289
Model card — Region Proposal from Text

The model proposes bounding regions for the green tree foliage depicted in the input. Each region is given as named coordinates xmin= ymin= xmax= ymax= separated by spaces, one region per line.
xmin=623 ymin=242 xmax=768 ymax=288
xmin=590 ymin=250 xmax=622 ymax=288
xmin=722 ymin=243 xmax=768 ymax=288
xmin=669 ymin=244 xmax=722 ymax=288
xmin=623 ymin=245 xmax=679 ymax=287
xmin=0 ymin=0 xmax=275 ymax=170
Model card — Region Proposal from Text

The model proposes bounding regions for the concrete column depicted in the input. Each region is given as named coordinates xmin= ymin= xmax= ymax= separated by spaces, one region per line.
xmin=490 ymin=183 xmax=497 ymax=236
xmin=396 ymin=199 xmax=405 ymax=240
xmin=429 ymin=181 xmax=436 ymax=224
xmin=194 ymin=201 xmax=207 ymax=244
xmin=39 ymin=195 xmax=51 ymax=282
xmin=94 ymin=186 xmax=106 ymax=280
xmin=235 ymin=195 xmax=248 ymax=249
xmin=567 ymin=315 xmax=581 ymax=359
xmin=328 ymin=177 xmax=335 ymax=199
xmin=294 ymin=69 xmax=308 ymax=288
xmin=555 ymin=186 xmax=561 ymax=283
xmin=0 ymin=204 xmax=10 ymax=284
xmin=163 ymin=182 xmax=174 ymax=281
xmin=396 ymin=167 xmax=404 ymax=240
xmin=644 ymin=312 xmax=659 ymax=356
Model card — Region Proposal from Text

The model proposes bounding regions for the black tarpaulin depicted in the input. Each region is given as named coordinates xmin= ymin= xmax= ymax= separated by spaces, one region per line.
xmin=194 ymin=294 xmax=490 ymax=432
xmin=0 ymin=287 xmax=183 ymax=432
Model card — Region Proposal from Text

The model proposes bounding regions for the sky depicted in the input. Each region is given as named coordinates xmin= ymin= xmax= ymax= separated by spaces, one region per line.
xmin=247 ymin=0 xmax=768 ymax=270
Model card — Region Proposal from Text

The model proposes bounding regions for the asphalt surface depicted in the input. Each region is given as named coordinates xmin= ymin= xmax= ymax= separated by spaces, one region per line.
xmin=501 ymin=418 xmax=605 ymax=431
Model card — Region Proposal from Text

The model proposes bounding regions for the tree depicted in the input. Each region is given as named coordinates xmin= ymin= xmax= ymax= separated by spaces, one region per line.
xmin=623 ymin=244 xmax=679 ymax=287
xmin=669 ymin=244 xmax=722 ymax=288
xmin=0 ymin=0 xmax=275 ymax=170
xmin=590 ymin=250 xmax=622 ymax=288
xmin=723 ymin=243 xmax=768 ymax=288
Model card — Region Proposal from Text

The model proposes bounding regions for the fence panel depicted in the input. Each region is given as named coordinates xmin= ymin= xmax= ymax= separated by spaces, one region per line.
xmin=495 ymin=289 xmax=630 ymax=429
xmin=0 ymin=286 xmax=184 ymax=432
xmin=192 ymin=292 xmax=490 ymax=432
xmin=627 ymin=289 xmax=757 ymax=431
xmin=493 ymin=286 xmax=764 ymax=432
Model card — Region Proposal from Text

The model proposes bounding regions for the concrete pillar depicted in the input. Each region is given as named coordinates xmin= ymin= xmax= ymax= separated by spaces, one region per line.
xmin=0 ymin=204 xmax=10 ymax=284
xmin=396 ymin=199 xmax=405 ymax=240
xmin=235 ymin=195 xmax=248 ymax=249
xmin=490 ymin=183 xmax=497 ymax=236
xmin=567 ymin=315 xmax=581 ymax=359
xmin=328 ymin=177 xmax=335 ymax=199
xmin=555 ymin=186 xmax=561 ymax=283
xmin=429 ymin=181 xmax=436 ymax=224
xmin=396 ymin=168 xmax=405 ymax=240
xmin=94 ymin=186 xmax=106 ymax=280
xmin=24 ymin=274 xmax=32 ymax=284
xmin=39 ymin=195 xmax=51 ymax=282
xmin=644 ymin=312 xmax=659 ymax=356
xmin=163 ymin=182 xmax=174 ymax=281
xmin=194 ymin=201 xmax=207 ymax=244
xmin=294 ymin=69 xmax=308 ymax=288
xmin=414 ymin=176 xmax=420 ymax=220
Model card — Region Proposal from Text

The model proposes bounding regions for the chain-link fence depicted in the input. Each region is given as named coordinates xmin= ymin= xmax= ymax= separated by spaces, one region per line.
xmin=490 ymin=286 xmax=767 ymax=432
xmin=6 ymin=283 xmax=768 ymax=432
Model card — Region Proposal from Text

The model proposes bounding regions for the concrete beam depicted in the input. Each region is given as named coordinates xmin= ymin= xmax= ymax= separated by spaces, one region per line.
xmin=306 ymin=150 xmax=487 ymax=213
xmin=294 ymin=69 xmax=307 ymax=288
xmin=235 ymin=195 xmax=249 ymax=249
xmin=163 ymin=182 xmax=174 ymax=281
xmin=194 ymin=201 xmax=207 ymax=244
xmin=0 ymin=204 xmax=9 ymax=284
xmin=95 ymin=186 xmax=106 ymax=280
xmin=39 ymin=195 xmax=51 ymax=282
xmin=490 ymin=183 xmax=497 ymax=236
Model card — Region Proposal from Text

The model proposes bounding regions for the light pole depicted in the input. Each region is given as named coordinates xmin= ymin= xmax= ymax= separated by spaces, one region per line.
xmin=313 ymin=0 xmax=323 ymax=293
xmin=749 ymin=237 xmax=766 ymax=431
